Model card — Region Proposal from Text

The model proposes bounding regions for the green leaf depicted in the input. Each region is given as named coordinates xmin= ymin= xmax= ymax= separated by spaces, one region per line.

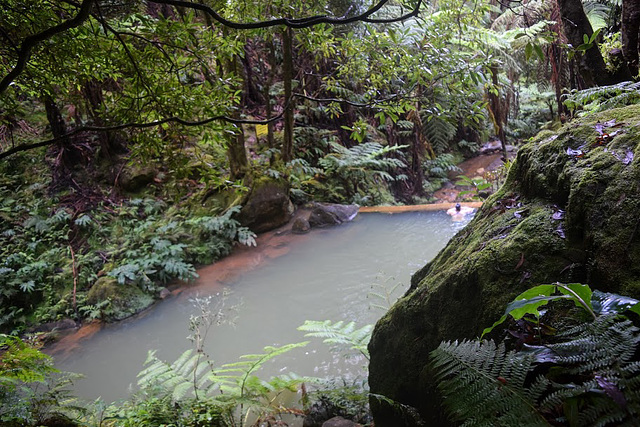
xmin=482 ymin=285 xmax=557 ymax=338
xmin=557 ymin=283 xmax=593 ymax=313
xmin=629 ymin=302 xmax=640 ymax=316
xmin=525 ymin=43 xmax=533 ymax=60
xmin=534 ymin=44 xmax=544 ymax=61
xmin=503 ymin=294 xmax=567 ymax=320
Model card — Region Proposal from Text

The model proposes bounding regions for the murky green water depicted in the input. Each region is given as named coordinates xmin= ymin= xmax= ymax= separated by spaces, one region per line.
xmin=49 ymin=211 xmax=469 ymax=403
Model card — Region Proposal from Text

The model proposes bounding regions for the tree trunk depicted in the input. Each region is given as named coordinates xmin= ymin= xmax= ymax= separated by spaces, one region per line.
xmin=266 ymin=37 xmax=276 ymax=153
xmin=227 ymin=54 xmax=249 ymax=180
xmin=44 ymin=95 xmax=67 ymax=139
xmin=228 ymin=123 xmax=248 ymax=180
xmin=282 ymin=27 xmax=294 ymax=163
xmin=487 ymin=64 xmax=508 ymax=159
xmin=82 ymin=79 xmax=125 ymax=157
xmin=622 ymin=0 xmax=640 ymax=77
xmin=549 ymin=43 xmax=569 ymax=122
xmin=241 ymin=43 xmax=262 ymax=105
xmin=557 ymin=0 xmax=631 ymax=86
xmin=44 ymin=94 xmax=81 ymax=176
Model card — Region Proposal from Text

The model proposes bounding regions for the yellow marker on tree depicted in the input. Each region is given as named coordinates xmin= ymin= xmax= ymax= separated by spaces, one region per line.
xmin=256 ymin=124 xmax=268 ymax=138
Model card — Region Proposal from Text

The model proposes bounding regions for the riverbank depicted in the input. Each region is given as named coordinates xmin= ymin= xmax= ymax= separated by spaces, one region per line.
xmin=359 ymin=202 xmax=483 ymax=213
xmin=45 ymin=200 xmax=481 ymax=354
xmin=47 ymin=211 xmax=467 ymax=404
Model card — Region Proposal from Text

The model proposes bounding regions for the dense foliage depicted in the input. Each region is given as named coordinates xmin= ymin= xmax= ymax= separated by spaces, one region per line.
xmin=0 ymin=151 xmax=255 ymax=332
xmin=431 ymin=284 xmax=640 ymax=425
xmin=3 ymin=0 xmax=640 ymax=425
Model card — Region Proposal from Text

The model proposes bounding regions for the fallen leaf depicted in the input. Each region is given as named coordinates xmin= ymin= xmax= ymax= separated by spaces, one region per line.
xmin=566 ymin=147 xmax=583 ymax=157
xmin=595 ymin=122 xmax=604 ymax=135
xmin=596 ymin=375 xmax=627 ymax=408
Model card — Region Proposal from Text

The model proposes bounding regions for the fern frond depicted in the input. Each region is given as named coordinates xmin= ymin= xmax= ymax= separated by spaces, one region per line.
xmin=564 ymin=81 xmax=640 ymax=114
xmin=137 ymin=349 xmax=208 ymax=401
xmin=431 ymin=340 xmax=549 ymax=426
xmin=298 ymin=320 xmax=372 ymax=360
xmin=420 ymin=114 xmax=456 ymax=155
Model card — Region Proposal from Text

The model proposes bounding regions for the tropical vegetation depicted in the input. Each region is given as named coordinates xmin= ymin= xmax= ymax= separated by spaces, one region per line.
xmin=3 ymin=0 xmax=640 ymax=425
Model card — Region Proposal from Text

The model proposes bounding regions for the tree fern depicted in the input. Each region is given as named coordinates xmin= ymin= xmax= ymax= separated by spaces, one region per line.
xmin=318 ymin=141 xmax=406 ymax=202
xmin=420 ymin=114 xmax=456 ymax=155
xmin=319 ymin=141 xmax=406 ymax=177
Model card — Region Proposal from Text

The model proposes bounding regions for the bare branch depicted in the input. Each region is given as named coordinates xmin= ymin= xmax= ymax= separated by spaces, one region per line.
xmin=0 ymin=111 xmax=286 ymax=160
xmin=0 ymin=0 xmax=96 ymax=94
xmin=295 ymin=92 xmax=409 ymax=108
xmin=0 ymin=89 xmax=416 ymax=160
xmin=148 ymin=0 xmax=423 ymax=29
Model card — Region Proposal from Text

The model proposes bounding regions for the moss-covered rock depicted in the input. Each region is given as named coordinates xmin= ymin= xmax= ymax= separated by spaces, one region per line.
xmin=368 ymin=105 xmax=640 ymax=426
xmin=86 ymin=277 xmax=155 ymax=321
xmin=117 ymin=161 xmax=156 ymax=193
xmin=236 ymin=176 xmax=294 ymax=233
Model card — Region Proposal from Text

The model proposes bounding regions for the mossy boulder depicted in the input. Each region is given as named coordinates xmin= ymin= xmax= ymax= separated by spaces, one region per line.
xmin=368 ymin=105 xmax=640 ymax=426
xmin=117 ymin=162 xmax=156 ymax=193
xmin=86 ymin=277 xmax=155 ymax=321
xmin=236 ymin=176 xmax=294 ymax=233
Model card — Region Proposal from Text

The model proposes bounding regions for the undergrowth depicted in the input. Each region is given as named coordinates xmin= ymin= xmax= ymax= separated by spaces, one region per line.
xmin=0 ymin=154 xmax=255 ymax=334
xmin=431 ymin=284 xmax=640 ymax=426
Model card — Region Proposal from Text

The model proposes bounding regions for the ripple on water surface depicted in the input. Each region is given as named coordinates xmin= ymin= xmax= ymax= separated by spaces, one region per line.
xmin=49 ymin=210 xmax=471 ymax=402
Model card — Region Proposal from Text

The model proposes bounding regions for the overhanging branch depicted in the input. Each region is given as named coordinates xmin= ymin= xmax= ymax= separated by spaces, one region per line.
xmin=0 ymin=90 xmax=415 ymax=160
xmin=148 ymin=0 xmax=422 ymax=29
xmin=0 ymin=0 xmax=96 ymax=95
xmin=0 ymin=111 xmax=286 ymax=160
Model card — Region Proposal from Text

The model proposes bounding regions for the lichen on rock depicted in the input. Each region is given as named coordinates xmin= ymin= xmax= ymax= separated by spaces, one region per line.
xmin=368 ymin=105 xmax=640 ymax=426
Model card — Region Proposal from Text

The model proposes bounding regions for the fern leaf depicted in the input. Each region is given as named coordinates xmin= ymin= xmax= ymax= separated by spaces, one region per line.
xmin=298 ymin=320 xmax=372 ymax=360
xmin=430 ymin=340 xmax=549 ymax=425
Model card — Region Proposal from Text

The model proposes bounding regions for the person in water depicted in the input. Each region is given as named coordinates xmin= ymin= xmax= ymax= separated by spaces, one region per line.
xmin=447 ymin=203 xmax=474 ymax=221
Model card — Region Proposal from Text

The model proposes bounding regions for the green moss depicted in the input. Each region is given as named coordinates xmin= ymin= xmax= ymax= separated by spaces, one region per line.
xmin=86 ymin=277 xmax=155 ymax=321
xmin=369 ymin=104 xmax=640 ymax=426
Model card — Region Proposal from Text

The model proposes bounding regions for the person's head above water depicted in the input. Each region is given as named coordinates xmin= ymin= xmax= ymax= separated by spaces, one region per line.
xmin=455 ymin=203 xmax=461 ymax=212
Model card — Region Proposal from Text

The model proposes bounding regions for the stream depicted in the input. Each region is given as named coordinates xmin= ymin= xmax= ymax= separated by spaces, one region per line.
xmin=47 ymin=210 xmax=471 ymax=403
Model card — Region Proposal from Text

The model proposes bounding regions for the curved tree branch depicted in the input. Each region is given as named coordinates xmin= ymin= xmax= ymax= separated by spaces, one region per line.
xmin=0 ymin=0 xmax=95 ymax=95
xmin=0 ymin=111 xmax=287 ymax=160
xmin=0 ymin=89 xmax=416 ymax=160
xmin=148 ymin=0 xmax=422 ymax=29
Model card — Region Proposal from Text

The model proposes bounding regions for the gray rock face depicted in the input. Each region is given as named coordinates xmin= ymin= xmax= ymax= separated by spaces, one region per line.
xmin=321 ymin=417 xmax=361 ymax=427
xmin=237 ymin=178 xmax=294 ymax=233
xmin=308 ymin=203 xmax=359 ymax=227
